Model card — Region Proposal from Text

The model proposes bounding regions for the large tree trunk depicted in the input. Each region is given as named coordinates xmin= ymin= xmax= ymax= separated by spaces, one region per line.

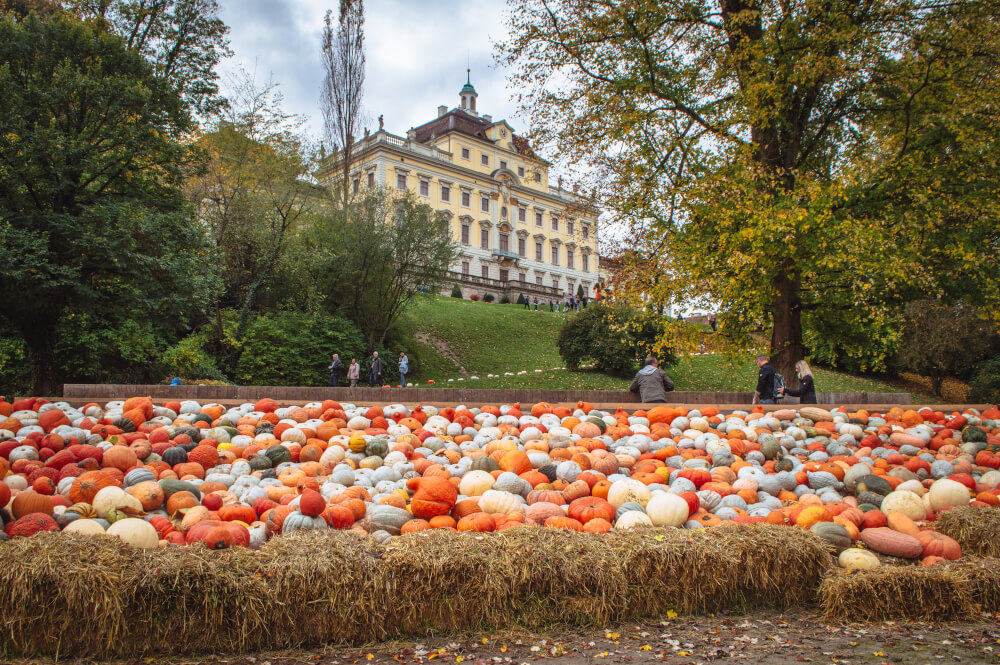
xmin=26 ymin=331 xmax=59 ymax=397
xmin=770 ymin=270 xmax=805 ymax=391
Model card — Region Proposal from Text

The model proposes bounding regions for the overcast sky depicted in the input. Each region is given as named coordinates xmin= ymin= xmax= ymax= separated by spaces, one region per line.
xmin=218 ymin=0 xmax=521 ymax=144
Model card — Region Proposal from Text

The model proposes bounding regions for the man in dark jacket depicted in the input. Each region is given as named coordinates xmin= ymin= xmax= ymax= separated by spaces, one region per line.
xmin=629 ymin=356 xmax=675 ymax=403
xmin=369 ymin=351 xmax=382 ymax=387
xmin=328 ymin=353 xmax=342 ymax=387
xmin=753 ymin=354 xmax=777 ymax=405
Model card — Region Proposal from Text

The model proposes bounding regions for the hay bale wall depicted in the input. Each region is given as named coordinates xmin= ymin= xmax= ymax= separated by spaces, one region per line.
xmin=933 ymin=506 xmax=1000 ymax=558
xmin=0 ymin=525 xmax=833 ymax=659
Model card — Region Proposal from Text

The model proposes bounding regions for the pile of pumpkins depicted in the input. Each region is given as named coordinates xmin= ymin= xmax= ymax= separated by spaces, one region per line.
xmin=0 ymin=397 xmax=998 ymax=567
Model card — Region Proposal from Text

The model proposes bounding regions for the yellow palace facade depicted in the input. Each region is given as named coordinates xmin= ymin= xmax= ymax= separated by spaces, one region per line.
xmin=317 ymin=78 xmax=600 ymax=302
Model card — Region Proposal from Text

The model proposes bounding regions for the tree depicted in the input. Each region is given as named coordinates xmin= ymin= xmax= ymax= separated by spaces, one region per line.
xmin=305 ymin=188 xmax=458 ymax=349
xmin=184 ymin=69 xmax=317 ymax=350
xmin=895 ymin=300 xmax=998 ymax=397
xmin=501 ymin=0 xmax=1000 ymax=386
xmin=66 ymin=0 xmax=231 ymax=115
xmin=0 ymin=13 xmax=214 ymax=394
xmin=557 ymin=301 xmax=675 ymax=376
xmin=320 ymin=0 xmax=365 ymax=207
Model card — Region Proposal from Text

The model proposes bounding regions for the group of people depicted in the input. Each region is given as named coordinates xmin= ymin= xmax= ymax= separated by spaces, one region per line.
xmin=522 ymin=294 xmax=589 ymax=312
xmin=327 ymin=350 xmax=410 ymax=388
xmin=628 ymin=354 xmax=817 ymax=404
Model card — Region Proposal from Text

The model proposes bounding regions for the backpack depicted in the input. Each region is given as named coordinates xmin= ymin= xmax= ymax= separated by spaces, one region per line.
xmin=773 ymin=372 xmax=786 ymax=399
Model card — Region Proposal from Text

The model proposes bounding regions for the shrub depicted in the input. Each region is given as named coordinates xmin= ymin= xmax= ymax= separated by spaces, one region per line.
xmin=483 ymin=294 xmax=495 ymax=303
xmin=969 ymin=355 xmax=1000 ymax=404
xmin=450 ymin=285 xmax=463 ymax=298
xmin=516 ymin=293 xmax=526 ymax=305
xmin=499 ymin=294 xmax=511 ymax=304
xmin=235 ymin=312 xmax=366 ymax=386
xmin=469 ymin=294 xmax=480 ymax=301
xmin=162 ymin=335 xmax=228 ymax=383
xmin=0 ymin=333 xmax=31 ymax=398
xmin=557 ymin=302 xmax=675 ymax=376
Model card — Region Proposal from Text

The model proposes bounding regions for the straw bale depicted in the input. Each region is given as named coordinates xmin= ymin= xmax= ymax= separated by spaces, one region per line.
xmin=933 ymin=506 xmax=1000 ymax=558
xmin=947 ymin=558 xmax=1000 ymax=614
xmin=818 ymin=567 xmax=977 ymax=623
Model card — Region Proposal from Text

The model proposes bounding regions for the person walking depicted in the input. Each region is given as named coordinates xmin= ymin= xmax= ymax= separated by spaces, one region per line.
xmin=779 ymin=360 xmax=817 ymax=404
xmin=709 ymin=315 xmax=717 ymax=331
xmin=398 ymin=351 xmax=409 ymax=388
xmin=752 ymin=354 xmax=778 ymax=405
xmin=347 ymin=358 xmax=360 ymax=387
xmin=549 ymin=300 xmax=554 ymax=312
xmin=533 ymin=298 xmax=538 ymax=311
xmin=369 ymin=351 xmax=382 ymax=387
xmin=523 ymin=295 xmax=530 ymax=309
xmin=328 ymin=353 xmax=342 ymax=387
xmin=629 ymin=356 xmax=675 ymax=404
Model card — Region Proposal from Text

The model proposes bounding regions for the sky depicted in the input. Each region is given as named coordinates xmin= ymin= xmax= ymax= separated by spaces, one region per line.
xmin=218 ymin=0 xmax=521 ymax=145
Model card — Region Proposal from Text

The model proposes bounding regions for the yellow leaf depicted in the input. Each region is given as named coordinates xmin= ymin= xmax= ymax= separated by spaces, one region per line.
xmin=666 ymin=609 xmax=678 ymax=619
xmin=366 ymin=655 xmax=374 ymax=661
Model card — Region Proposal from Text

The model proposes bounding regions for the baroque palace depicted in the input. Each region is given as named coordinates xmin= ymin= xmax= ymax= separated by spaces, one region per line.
xmin=317 ymin=77 xmax=601 ymax=302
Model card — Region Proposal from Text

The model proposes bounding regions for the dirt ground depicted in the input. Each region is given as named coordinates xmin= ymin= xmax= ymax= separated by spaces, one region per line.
xmin=17 ymin=609 xmax=1000 ymax=665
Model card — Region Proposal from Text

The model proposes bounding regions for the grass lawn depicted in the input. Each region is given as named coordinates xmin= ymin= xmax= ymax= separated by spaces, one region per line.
xmin=401 ymin=295 xmax=941 ymax=402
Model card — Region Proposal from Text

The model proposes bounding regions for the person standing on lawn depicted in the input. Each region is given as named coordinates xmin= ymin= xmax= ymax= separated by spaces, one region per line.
xmin=328 ymin=353 xmax=342 ymax=387
xmin=398 ymin=351 xmax=409 ymax=387
xmin=629 ymin=356 xmax=675 ymax=404
xmin=752 ymin=354 xmax=778 ymax=405
xmin=369 ymin=351 xmax=382 ymax=387
xmin=779 ymin=360 xmax=817 ymax=404
xmin=347 ymin=358 xmax=360 ymax=387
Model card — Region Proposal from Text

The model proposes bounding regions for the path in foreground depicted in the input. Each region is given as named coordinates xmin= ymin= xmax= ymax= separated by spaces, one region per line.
xmin=29 ymin=610 xmax=998 ymax=665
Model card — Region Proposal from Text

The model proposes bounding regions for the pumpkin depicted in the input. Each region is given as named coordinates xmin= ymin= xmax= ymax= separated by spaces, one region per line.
xmin=322 ymin=505 xmax=356 ymax=529
xmin=11 ymin=490 xmax=53 ymax=519
xmin=885 ymin=512 xmax=921 ymax=538
xmin=69 ymin=471 xmax=117 ymax=505
xmin=218 ymin=503 xmax=257 ymax=524
xmin=916 ymin=531 xmax=961 ymax=560
xmin=478 ymin=489 xmax=525 ymax=516
xmin=879 ymin=491 xmax=925 ymax=521
xmin=838 ymin=548 xmax=880 ymax=570
xmin=568 ymin=497 xmax=615 ymax=524
xmin=645 ymin=492 xmax=689 ymax=527
xmin=282 ymin=511 xmax=329 ymax=533
xmin=5 ymin=513 xmax=59 ymax=538
xmin=125 ymin=481 xmax=164 ymax=511
xmin=860 ymin=527 xmax=923 ymax=558
xmin=526 ymin=502 xmax=565 ymax=525
xmin=606 ymin=479 xmax=651 ymax=508
xmin=203 ymin=525 xmax=234 ymax=549
xmin=457 ymin=512 xmax=497 ymax=532
xmin=63 ymin=518 xmax=107 ymax=536
xmin=93 ymin=486 xmax=143 ymax=519
xmin=544 ymin=516 xmax=583 ymax=530
xmin=407 ymin=476 xmax=458 ymax=518
xmin=795 ymin=505 xmax=832 ymax=530
xmin=186 ymin=519 xmax=251 ymax=547
xmin=927 ymin=478 xmax=971 ymax=511
xmin=102 ymin=446 xmax=138 ymax=472
xmin=366 ymin=504 xmax=412 ymax=535
xmin=106 ymin=517 xmax=158 ymax=549
xmin=458 ymin=470 xmax=495 ymax=496
xmin=298 ymin=488 xmax=326 ymax=517
xmin=809 ymin=522 xmax=852 ymax=552
xmin=614 ymin=511 xmax=652 ymax=529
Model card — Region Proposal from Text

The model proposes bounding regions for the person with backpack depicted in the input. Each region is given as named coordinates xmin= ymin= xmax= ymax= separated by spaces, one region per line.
xmin=752 ymin=354 xmax=781 ymax=405
xmin=779 ymin=360 xmax=817 ymax=404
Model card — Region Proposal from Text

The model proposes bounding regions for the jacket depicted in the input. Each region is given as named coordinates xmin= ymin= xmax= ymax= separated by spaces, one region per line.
xmin=329 ymin=359 xmax=342 ymax=373
xmin=347 ymin=363 xmax=360 ymax=379
xmin=371 ymin=356 xmax=382 ymax=376
xmin=398 ymin=356 xmax=409 ymax=373
xmin=783 ymin=375 xmax=817 ymax=403
xmin=629 ymin=364 xmax=674 ymax=403
xmin=756 ymin=363 xmax=776 ymax=401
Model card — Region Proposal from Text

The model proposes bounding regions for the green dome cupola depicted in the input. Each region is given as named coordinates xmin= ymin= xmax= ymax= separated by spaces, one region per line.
xmin=460 ymin=69 xmax=478 ymax=115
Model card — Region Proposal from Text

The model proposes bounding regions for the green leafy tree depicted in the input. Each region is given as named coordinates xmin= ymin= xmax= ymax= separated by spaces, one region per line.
xmin=501 ymin=0 xmax=1000 ymax=386
xmin=557 ymin=301 xmax=675 ymax=376
xmin=0 ymin=13 xmax=215 ymax=393
xmin=305 ymin=188 xmax=458 ymax=349
xmin=895 ymin=300 xmax=998 ymax=396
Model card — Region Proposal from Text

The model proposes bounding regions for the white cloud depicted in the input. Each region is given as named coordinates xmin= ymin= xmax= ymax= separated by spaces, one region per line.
xmin=218 ymin=0 xmax=523 ymax=141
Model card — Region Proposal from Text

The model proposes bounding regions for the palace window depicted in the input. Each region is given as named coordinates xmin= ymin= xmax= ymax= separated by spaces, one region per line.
xmin=518 ymin=207 xmax=526 ymax=222
xmin=500 ymin=268 xmax=508 ymax=282
xmin=480 ymin=228 xmax=489 ymax=249
xmin=353 ymin=178 xmax=359 ymax=194
xmin=481 ymin=154 xmax=489 ymax=166
xmin=551 ymin=245 xmax=559 ymax=265
xmin=567 ymin=220 xmax=574 ymax=235
xmin=419 ymin=180 xmax=429 ymax=197
xmin=461 ymin=190 xmax=471 ymax=207
xmin=582 ymin=226 xmax=589 ymax=240
xmin=441 ymin=185 xmax=450 ymax=202
xmin=482 ymin=265 xmax=489 ymax=278
xmin=519 ymin=271 xmax=526 ymax=282
xmin=534 ymin=172 xmax=541 ymax=182
xmin=461 ymin=224 xmax=470 ymax=245
xmin=552 ymin=276 xmax=560 ymax=289
xmin=500 ymin=233 xmax=509 ymax=252
xmin=551 ymin=214 xmax=559 ymax=232
xmin=535 ymin=242 xmax=543 ymax=261
xmin=582 ymin=254 xmax=589 ymax=272
xmin=567 ymin=250 xmax=575 ymax=269
xmin=501 ymin=206 xmax=507 ymax=219
xmin=367 ymin=171 xmax=375 ymax=187
xmin=500 ymin=160 xmax=507 ymax=170
xmin=518 ymin=237 xmax=526 ymax=257
xmin=480 ymin=196 xmax=490 ymax=213
xmin=396 ymin=173 xmax=407 ymax=190
xmin=517 ymin=166 xmax=525 ymax=177
xmin=535 ymin=211 xmax=542 ymax=227
xmin=461 ymin=147 xmax=470 ymax=159
xmin=536 ymin=274 xmax=542 ymax=285
xmin=462 ymin=261 xmax=469 ymax=274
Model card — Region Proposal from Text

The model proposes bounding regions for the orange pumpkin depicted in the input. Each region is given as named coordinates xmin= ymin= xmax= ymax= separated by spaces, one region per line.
xmin=568 ymin=496 xmax=615 ymax=524
xmin=457 ymin=512 xmax=496 ymax=532
xmin=407 ymin=476 xmax=458 ymax=519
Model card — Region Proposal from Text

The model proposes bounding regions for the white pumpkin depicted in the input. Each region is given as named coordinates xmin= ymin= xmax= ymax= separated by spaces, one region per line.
xmin=880 ymin=490 xmax=925 ymax=521
xmin=615 ymin=511 xmax=653 ymax=529
xmin=93 ymin=486 xmax=144 ymax=519
xmin=280 ymin=427 xmax=307 ymax=444
xmin=106 ymin=518 xmax=159 ymax=549
xmin=927 ymin=478 xmax=971 ymax=511
xmin=459 ymin=470 xmax=495 ymax=496
xmin=607 ymin=479 xmax=651 ymax=508
xmin=347 ymin=416 xmax=370 ymax=430
xmin=895 ymin=479 xmax=926 ymax=496
xmin=478 ymin=490 xmax=525 ymax=516
xmin=646 ymin=492 xmax=690 ymax=527
xmin=980 ymin=470 xmax=1000 ymax=489
xmin=63 ymin=519 xmax=107 ymax=536
xmin=838 ymin=548 xmax=880 ymax=570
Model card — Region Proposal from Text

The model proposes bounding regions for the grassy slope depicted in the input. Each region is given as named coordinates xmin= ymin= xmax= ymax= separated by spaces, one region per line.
xmin=401 ymin=296 xmax=939 ymax=402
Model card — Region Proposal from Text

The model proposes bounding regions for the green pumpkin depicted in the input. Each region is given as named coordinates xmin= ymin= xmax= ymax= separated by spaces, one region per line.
xmin=248 ymin=455 xmax=272 ymax=471
xmin=111 ymin=416 xmax=136 ymax=433
xmin=472 ymin=456 xmax=499 ymax=473
xmin=366 ymin=438 xmax=389 ymax=458
xmin=774 ymin=457 xmax=795 ymax=473
xmin=963 ymin=426 xmax=988 ymax=443
xmin=159 ymin=478 xmax=201 ymax=499
xmin=809 ymin=521 xmax=852 ymax=552
xmin=264 ymin=445 xmax=292 ymax=466
xmin=360 ymin=455 xmax=383 ymax=469
xmin=857 ymin=502 xmax=880 ymax=512
xmin=191 ymin=413 xmax=213 ymax=425
xmin=759 ymin=436 xmax=782 ymax=460
xmin=854 ymin=475 xmax=892 ymax=497
xmin=586 ymin=417 xmax=607 ymax=434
